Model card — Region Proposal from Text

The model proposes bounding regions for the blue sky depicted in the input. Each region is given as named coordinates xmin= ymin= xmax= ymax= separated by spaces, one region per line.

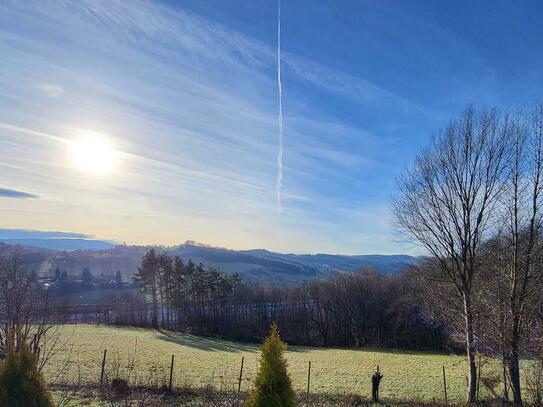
xmin=0 ymin=0 xmax=542 ymax=254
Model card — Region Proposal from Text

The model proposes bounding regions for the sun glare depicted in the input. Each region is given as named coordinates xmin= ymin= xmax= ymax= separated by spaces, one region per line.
xmin=70 ymin=132 xmax=117 ymax=174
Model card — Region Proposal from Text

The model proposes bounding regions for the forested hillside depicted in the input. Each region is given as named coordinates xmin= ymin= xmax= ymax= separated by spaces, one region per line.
xmin=0 ymin=241 xmax=416 ymax=284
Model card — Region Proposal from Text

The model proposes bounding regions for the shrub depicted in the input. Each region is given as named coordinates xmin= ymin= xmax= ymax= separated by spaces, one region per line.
xmin=0 ymin=346 xmax=53 ymax=407
xmin=245 ymin=323 xmax=296 ymax=407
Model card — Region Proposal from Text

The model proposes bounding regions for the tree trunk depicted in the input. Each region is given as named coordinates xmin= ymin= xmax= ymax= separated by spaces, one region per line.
xmin=509 ymin=339 xmax=523 ymax=406
xmin=464 ymin=295 xmax=478 ymax=403
xmin=502 ymin=352 xmax=509 ymax=403
xmin=371 ymin=367 xmax=383 ymax=402
xmin=151 ymin=277 xmax=159 ymax=329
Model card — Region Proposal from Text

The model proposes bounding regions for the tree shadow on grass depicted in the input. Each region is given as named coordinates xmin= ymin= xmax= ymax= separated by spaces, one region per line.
xmin=285 ymin=344 xmax=314 ymax=353
xmin=154 ymin=331 xmax=312 ymax=353
xmin=154 ymin=330 xmax=261 ymax=353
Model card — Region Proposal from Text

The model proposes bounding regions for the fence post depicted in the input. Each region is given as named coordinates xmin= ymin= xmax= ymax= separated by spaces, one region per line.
xmin=237 ymin=356 xmax=245 ymax=407
xmin=100 ymin=349 xmax=107 ymax=385
xmin=372 ymin=365 xmax=383 ymax=402
xmin=306 ymin=361 xmax=311 ymax=405
xmin=477 ymin=355 xmax=482 ymax=400
xmin=169 ymin=354 xmax=175 ymax=390
xmin=238 ymin=356 xmax=245 ymax=393
xmin=442 ymin=365 xmax=448 ymax=406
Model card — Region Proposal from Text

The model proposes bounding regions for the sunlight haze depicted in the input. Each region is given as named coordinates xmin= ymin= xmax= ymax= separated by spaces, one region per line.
xmin=1 ymin=0 xmax=542 ymax=254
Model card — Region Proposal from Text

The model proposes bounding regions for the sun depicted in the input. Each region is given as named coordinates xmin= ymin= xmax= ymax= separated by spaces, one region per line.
xmin=69 ymin=132 xmax=117 ymax=174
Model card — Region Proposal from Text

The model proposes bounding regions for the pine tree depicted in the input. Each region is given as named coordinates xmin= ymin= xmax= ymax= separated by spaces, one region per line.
xmin=133 ymin=249 xmax=160 ymax=328
xmin=81 ymin=267 xmax=93 ymax=288
xmin=245 ymin=324 xmax=296 ymax=407
xmin=115 ymin=270 xmax=122 ymax=286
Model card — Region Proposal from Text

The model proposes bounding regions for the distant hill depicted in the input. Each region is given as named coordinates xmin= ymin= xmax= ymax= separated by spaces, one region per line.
xmin=0 ymin=240 xmax=419 ymax=284
xmin=242 ymin=250 xmax=417 ymax=276
xmin=0 ymin=229 xmax=115 ymax=251
xmin=0 ymin=238 xmax=115 ymax=251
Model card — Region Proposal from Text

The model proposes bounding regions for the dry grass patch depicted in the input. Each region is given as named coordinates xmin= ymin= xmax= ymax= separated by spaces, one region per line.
xmin=46 ymin=324 xmax=501 ymax=403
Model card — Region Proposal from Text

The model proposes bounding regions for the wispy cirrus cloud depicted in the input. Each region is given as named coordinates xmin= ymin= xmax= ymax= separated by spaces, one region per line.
xmin=35 ymin=83 xmax=64 ymax=98
xmin=0 ymin=0 xmax=431 ymax=253
xmin=283 ymin=55 xmax=427 ymax=115
xmin=3 ymin=0 xmax=418 ymax=112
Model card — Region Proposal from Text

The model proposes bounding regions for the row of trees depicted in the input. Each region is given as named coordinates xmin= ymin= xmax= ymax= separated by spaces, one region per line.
xmin=393 ymin=105 xmax=543 ymax=405
xmin=132 ymin=249 xmax=241 ymax=329
xmin=53 ymin=267 xmax=122 ymax=282
xmin=128 ymin=254 xmax=444 ymax=351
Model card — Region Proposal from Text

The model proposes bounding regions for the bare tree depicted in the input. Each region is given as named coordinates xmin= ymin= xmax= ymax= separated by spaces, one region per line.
xmin=476 ymin=240 xmax=513 ymax=402
xmin=0 ymin=248 xmax=66 ymax=370
xmin=526 ymin=307 xmax=543 ymax=406
xmin=392 ymin=107 xmax=509 ymax=402
xmin=488 ymin=105 xmax=543 ymax=405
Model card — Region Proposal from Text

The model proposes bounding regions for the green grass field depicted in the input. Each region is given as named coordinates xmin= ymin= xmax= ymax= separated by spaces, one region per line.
xmin=46 ymin=324 xmax=501 ymax=403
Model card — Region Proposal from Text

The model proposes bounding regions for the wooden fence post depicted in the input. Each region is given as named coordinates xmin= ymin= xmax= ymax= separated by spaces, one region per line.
xmin=169 ymin=354 xmax=175 ymax=390
xmin=306 ymin=361 xmax=311 ymax=405
xmin=237 ymin=356 xmax=245 ymax=407
xmin=100 ymin=349 xmax=107 ymax=385
xmin=477 ymin=355 xmax=482 ymax=400
xmin=238 ymin=356 xmax=245 ymax=393
xmin=442 ymin=365 xmax=448 ymax=406
xmin=371 ymin=365 xmax=383 ymax=402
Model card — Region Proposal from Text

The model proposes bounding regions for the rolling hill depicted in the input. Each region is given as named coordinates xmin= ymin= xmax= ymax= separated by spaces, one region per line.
xmin=0 ymin=240 xmax=418 ymax=284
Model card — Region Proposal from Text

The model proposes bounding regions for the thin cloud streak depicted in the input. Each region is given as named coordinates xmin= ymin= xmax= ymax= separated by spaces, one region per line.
xmin=0 ymin=122 xmax=67 ymax=143
xmin=276 ymin=0 xmax=284 ymax=214
xmin=0 ymin=122 xmax=267 ymax=193
xmin=35 ymin=83 xmax=64 ymax=98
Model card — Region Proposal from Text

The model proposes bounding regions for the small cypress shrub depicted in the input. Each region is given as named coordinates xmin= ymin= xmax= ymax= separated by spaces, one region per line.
xmin=0 ymin=345 xmax=53 ymax=407
xmin=245 ymin=323 xmax=296 ymax=407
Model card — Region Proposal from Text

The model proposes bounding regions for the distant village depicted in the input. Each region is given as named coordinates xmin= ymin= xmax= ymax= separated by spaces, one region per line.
xmin=37 ymin=267 xmax=134 ymax=303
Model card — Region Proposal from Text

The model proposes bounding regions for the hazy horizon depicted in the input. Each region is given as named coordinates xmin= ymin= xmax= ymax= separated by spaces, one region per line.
xmin=0 ymin=227 xmax=420 ymax=256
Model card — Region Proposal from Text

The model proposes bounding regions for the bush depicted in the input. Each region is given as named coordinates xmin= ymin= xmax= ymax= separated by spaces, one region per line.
xmin=245 ymin=324 xmax=296 ymax=407
xmin=0 ymin=346 xmax=53 ymax=407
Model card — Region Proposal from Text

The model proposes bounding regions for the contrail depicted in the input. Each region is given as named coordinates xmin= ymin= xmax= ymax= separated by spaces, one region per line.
xmin=276 ymin=0 xmax=284 ymax=214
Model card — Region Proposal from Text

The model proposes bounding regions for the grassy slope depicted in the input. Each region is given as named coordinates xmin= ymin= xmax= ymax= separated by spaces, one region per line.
xmin=47 ymin=324 xmax=500 ymax=403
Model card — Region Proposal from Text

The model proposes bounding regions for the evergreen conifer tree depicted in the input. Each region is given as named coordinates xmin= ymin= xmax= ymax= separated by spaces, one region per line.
xmin=0 ymin=345 xmax=53 ymax=407
xmin=245 ymin=324 xmax=296 ymax=407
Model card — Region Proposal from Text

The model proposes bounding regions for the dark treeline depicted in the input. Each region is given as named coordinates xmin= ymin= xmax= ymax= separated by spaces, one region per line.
xmin=121 ymin=249 xmax=445 ymax=351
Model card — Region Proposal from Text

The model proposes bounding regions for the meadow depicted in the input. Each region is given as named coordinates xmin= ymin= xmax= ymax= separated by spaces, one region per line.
xmin=45 ymin=324 xmax=503 ymax=403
